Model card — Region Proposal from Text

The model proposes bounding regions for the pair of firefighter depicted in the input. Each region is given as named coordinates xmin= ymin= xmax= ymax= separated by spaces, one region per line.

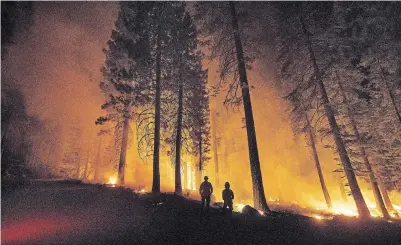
xmin=199 ymin=176 xmax=234 ymax=214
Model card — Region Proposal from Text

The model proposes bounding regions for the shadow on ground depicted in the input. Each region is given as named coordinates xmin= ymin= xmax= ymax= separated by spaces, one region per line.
xmin=2 ymin=180 xmax=401 ymax=245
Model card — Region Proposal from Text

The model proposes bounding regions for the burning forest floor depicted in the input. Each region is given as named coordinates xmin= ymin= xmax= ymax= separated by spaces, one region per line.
xmin=2 ymin=180 xmax=401 ymax=245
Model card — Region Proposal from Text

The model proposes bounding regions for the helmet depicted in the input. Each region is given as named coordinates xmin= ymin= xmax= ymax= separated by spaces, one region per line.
xmin=225 ymin=182 xmax=230 ymax=188
xmin=204 ymin=176 xmax=209 ymax=180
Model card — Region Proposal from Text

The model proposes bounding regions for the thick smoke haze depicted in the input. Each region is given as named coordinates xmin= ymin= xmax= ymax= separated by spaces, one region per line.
xmin=3 ymin=2 xmax=118 ymax=136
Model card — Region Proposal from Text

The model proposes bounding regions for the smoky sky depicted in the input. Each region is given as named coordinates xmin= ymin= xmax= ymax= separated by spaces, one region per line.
xmin=2 ymin=1 xmax=118 ymax=132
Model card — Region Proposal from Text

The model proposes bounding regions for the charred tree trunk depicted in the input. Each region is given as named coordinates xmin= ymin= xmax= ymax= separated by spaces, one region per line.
xmin=175 ymin=81 xmax=184 ymax=195
xmin=152 ymin=26 xmax=162 ymax=194
xmin=94 ymin=137 xmax=102 ymax=181
xmin=337 ymin=77 xmax=390 ymax=219
xmin=380 ymin=66 xmax=401 ymax=125
xmin=118 ymin=112 xmax=130 ymax=185
xmin=211 ymin=109 xmax=219 ymax=186
xmin=229 ymin=1 xmax=270 ymax=212
xmin=300 ymin=15 xmax=370 ymax=218
xmin=305 ymin=114 xmax=332 ymax=209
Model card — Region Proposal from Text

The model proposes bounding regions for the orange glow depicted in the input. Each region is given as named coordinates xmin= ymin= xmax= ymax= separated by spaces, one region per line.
xmin=393 ymin=204 xmax=401 ymax=213
xmin=234 ymin=203 xmax=246 ymax=213
xmin=330 ymin=203 xmax=358 ymax=217
xmin=1 ymin=214 xmax=80 ymax=243
xmin=4 ymin=2 xmax=400 ymax=223
xmin=313 ymin=215 xmax=324 ymax=220
xmin=107 ymin=176 xmax=118 ymax=186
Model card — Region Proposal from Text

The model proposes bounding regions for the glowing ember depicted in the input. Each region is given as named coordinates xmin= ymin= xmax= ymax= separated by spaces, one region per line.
xmin=257 ymin=209 xmax=265 ymax=216
xmin=107 ymin=176 xmax=118 ymax=186
xmin=140 ymin=189 xmax=145 ymax=193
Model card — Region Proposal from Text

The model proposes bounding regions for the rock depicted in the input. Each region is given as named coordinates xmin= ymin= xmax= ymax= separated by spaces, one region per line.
xmin=213 ymin=202 xmax=224 ymax=208
xmin=242 ymin=205 xmax=261 ymax=217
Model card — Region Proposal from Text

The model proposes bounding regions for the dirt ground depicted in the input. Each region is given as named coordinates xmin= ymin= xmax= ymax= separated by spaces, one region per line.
xmin=2 ymin=180 xmax=401 ymax=245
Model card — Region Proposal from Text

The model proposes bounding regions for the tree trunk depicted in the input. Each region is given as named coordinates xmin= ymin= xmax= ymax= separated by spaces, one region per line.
xmin=220 ymin=111 xmax=230 ymax=177
xmin=378 ymin=181 xmax=395 ymax=213
xmin=175 ymin=81 xmax=183 ymax=195
xmin=339 ymin=177 xmax=348 ymax=202
xmin=381 ymin=66 xmax=401 ymax=125
xmin=1 ymin=119 xmax=11 ymax=156
xmin=337 ymin=77 xmax=390 ymax=219
xmin=221 ymin=110 xmax=228 ymax=173
xmin=194 ymin=154 xmax=201 ymax=189
xmin=198 ymin=134 xmax=203 ymax=178
xmin=26 ymin=144 xmax=35 ymax=168
xmin=152 ymin=26 xmax=162 ymax=194
xmin=76 ymin=157 xmax=81 ymax=179
xmin=300 ymin=15 xmax=370 ymax=218
xmin=183 ymin=161 xmax=188 ymax=190
xmin=94 ymin=137 xmax=102 ymax=181
xmin=76 ymin=140 xmax=83 ymax=179
xmin=83 ymin=139 xmax=91 ymax=180
xmin=211 ymin=109 xmax=219 ymax=186
xmin=45 ymin=140 xmax=54 ymax=166
xmin=305 ymin=114 xmax=332 ymax=209
xmin=229 ymin=1 xmax=270 ymax=212
xmin=118 ymin=113 xmax=130 ymax=185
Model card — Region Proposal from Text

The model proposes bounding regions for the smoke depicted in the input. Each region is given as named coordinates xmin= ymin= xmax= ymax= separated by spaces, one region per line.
xmin=3 ymin=2 xmax=118 ymax=125
xmin=2 ymin=1 xmax=118 ymax=154
xmin=203 ymin=64 xmax=342 ymax=207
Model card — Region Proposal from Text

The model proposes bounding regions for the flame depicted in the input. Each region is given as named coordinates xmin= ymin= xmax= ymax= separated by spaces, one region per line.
xmin=393 ymin=204 xmax=401 ymax=213
xmin=107 ymin=176 xmax=118 ymax=186
xmin=313 ymin=215 xmax=323 ymax=220
xmin=234 ymin=203 xmax=246 ymax=213
xmin=330 ymin=203 xmax=358 ymax=217
xmin=140 ymin=188 xmax=145 ymax=193
xmin=232 ymin=203 xmax=265 ymax=216
xmin=307 ymin=199 xmax=401 ymax=219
